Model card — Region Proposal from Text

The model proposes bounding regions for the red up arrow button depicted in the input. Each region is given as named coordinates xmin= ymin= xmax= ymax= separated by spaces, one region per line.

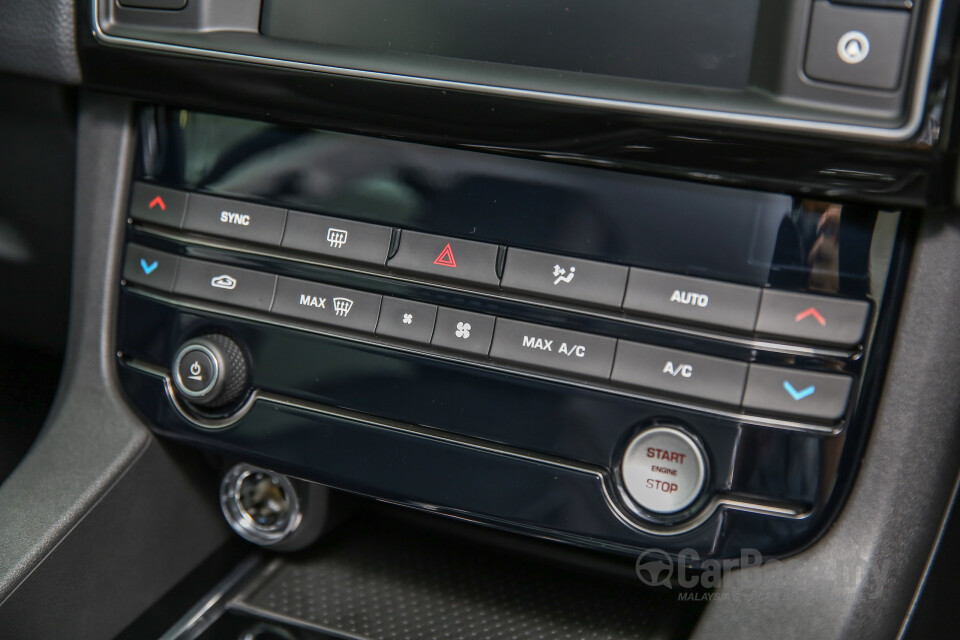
xmin=794 ymin=307 xmax=826 ymax=326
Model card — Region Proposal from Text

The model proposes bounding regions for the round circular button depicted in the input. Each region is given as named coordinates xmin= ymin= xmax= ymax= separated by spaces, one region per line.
xmin=621 ymin=426 xmax=706 ymax=515
xmin=171 ymin=335 xmax=248 ymax=408
xmin=174 ymin=346 xmax=219 ymax=398
xmin=837 ymin=30 xmax=870 ymax=65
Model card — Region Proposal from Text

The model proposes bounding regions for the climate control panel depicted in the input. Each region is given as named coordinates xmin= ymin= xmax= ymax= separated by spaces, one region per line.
xmin=115 ymin=108 xmax=904 ymax=561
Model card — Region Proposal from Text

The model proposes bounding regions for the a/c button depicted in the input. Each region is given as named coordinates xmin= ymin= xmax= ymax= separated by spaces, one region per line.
xmin=612 ymin=342 xmax=747 ymax=407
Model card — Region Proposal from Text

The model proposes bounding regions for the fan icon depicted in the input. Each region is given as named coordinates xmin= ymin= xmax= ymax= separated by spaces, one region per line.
xmin=402 ymin=313 xmax=413 ymax=325
xmin=455 ymin=322 xmax=472 ymax=339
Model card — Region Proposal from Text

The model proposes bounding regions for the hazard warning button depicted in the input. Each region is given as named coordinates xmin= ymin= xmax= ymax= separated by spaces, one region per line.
xmin=387 ymin=230 xmax=501 ymax=288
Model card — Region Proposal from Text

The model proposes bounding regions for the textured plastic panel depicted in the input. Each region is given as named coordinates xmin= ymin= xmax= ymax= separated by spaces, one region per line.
xmin=232 ymin=517 xmax=702 ymax=640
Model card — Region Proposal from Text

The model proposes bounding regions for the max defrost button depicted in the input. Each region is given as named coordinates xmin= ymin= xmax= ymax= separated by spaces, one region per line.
xmin=621 ymin=427 xmax=707 ymax=514
xmin=182 ymin=194 xmax=287 ymax=246
xmin=173 ymin=258 xmax=278 ymax=311
xmin=490 ymin=319 xmax=616 ymax=380
xmin=501 ymin=248 xmax=628 ymax=309
xmin=611 ymin=342 xmax=747 ymax=406
xmin=387 ymin=231 xmax=500 ymax=288
xmin=271 ymin=277 xmax=382 ymax=334
xmin=742 ymin=364 xmax=853 ymax=421
xmin=623 ymin=268 xmax=761 ymax=332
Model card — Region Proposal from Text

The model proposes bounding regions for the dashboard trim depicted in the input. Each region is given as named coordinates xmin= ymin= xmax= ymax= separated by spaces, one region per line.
xmin=122 ymin=356 xmax=809 ymax=538
xmin=133 ymin=223 xmax=861 ymax=361
xmin=90 ymin=0 xmax=943 ymax=143
xmin=122 ymin=288 xmax=845 ymax=435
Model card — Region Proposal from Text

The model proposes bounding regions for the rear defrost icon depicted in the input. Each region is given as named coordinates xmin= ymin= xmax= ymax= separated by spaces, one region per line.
xmin=210 ymin=275 xmax=238 ymax=290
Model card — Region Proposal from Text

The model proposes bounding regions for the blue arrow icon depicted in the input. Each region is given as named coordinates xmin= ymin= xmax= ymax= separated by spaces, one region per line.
xmin=783 ymin=380 xmax=816 ymax=401
xmin=140 ymin=258 xmax=159 ymax=275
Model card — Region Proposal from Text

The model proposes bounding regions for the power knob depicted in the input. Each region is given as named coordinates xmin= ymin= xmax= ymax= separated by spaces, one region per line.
xmin=172 ymin=334 xmax=249 ymax=408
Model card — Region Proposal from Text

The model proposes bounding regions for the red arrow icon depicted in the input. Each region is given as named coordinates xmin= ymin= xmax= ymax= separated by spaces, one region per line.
xmin=433 ymin=243 xmax=457 ymax=268
xmin=148 ymin=196 xmax=166 ymax=211
xmin=795 ymin=307 xmax=826 ymax=326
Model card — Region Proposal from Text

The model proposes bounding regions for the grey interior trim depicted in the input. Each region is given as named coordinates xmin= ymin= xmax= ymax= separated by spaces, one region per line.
xmin=91 ymin=0 xmax=943 ymax=142
xmin=690 ymin=212 xmax=960 ymax=640
xmin=0 ymin=92 xmax=229 ymax=637
xmin=0 ymin=0 xmax=80 ymax=84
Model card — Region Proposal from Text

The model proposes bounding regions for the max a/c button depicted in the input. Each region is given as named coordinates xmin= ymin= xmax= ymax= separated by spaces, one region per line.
xmin=489 ymin=319 xmax=616 ymax=380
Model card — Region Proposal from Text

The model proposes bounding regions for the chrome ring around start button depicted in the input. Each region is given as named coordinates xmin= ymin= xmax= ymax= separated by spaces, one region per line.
xmin=620 ymin=426 xmax=707 ymax=515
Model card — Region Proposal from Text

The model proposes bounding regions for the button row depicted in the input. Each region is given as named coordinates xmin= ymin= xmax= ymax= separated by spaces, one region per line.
xmin=130 ymin=182 xmax=870 ymax=347
xmin=123 ymin=244 xmax=854 ymax=422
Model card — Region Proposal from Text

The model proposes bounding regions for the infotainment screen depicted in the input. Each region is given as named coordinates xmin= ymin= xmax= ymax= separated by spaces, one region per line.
xmin=260 ymin=0 xmax=761 ymax=90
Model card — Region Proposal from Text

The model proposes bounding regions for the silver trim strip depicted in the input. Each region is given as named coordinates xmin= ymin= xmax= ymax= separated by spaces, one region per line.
xmin=123 ymin=356 xmax=809 ymax=537
xmin=135 ymin=223 xmax=861 ymax=360
xmin=124 ymin=288 xmax=846 ymax=435
xmin=158 ymin=556 xmax=261 ymax=640
xmin=91 ymin=0 xmax=942 ymax=142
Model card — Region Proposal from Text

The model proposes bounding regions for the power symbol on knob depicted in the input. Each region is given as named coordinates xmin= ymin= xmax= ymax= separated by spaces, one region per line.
xmin=172 ymin=335 xmax=248 ymax=409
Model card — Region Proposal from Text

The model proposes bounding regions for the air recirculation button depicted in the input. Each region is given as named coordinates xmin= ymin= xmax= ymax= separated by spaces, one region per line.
xmin=172 ymin=334 xmax=249 ymax=408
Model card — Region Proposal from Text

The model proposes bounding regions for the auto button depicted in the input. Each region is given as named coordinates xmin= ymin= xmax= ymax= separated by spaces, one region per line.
xmin=623 ymin=268 xmax=761 ymax=332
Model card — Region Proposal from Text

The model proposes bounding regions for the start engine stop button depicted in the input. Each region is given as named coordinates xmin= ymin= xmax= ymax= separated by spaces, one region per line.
xmin=621 ymin=426 xmax=707 ymax=515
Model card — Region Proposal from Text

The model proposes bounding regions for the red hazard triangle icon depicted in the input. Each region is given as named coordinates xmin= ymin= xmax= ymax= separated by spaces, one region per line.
xmin=433 ymin=243 xmax=457 ymax=268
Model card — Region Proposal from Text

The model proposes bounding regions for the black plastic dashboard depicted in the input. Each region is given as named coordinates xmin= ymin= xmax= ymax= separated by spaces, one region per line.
xmin=1 ymin=1 xmax=960 ymax=639
xmin=116 ymin=108 xmax=907 ymax=562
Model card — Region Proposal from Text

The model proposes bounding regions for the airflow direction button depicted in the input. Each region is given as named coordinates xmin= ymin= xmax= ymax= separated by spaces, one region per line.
xmin=501 ymin=248 xmax=629 ymax=309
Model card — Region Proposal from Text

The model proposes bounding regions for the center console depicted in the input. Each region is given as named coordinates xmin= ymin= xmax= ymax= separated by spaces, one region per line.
xmin=116 ymin=108 xmax=907 ymax=562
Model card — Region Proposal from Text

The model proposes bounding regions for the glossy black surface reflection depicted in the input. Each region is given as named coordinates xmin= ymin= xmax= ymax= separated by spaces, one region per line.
xmin=143 ymin=109 xmax=884 ymax=291
xmin=116 ymin=109 xmax=910 ymax=561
